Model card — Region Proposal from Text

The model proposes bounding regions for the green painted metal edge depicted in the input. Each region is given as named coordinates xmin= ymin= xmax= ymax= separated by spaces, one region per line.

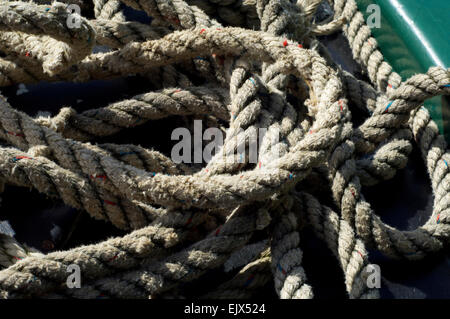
xmin=355 ymin=0 xmax=450 ymax=142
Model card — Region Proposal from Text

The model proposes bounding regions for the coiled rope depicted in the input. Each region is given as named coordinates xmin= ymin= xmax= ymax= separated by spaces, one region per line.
xmin=0 ymin=0 xmax=448 ymax=299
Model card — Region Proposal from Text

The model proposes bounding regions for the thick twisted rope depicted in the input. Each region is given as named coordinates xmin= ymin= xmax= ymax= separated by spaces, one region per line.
xmin=37 ymin=86 xmax=229 ymax=141
xmin=0 ymin=1 xmax=96 ymax=76
xmin=0 ymin=27 xmax=347 ymax=211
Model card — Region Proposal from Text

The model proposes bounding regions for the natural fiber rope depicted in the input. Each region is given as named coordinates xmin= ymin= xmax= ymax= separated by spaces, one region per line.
xmin=0 ymin=234 xmax=42 ymax=269
xmin=93 ymin=0 xmax=126 ymax=22
xmin=0 ymin=0 xmax=448 ymax=299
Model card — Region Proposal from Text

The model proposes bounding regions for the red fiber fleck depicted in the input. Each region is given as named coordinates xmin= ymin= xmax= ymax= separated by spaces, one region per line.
xmin=7 ymin=131 xmax=25 ymax=137
xmin=108 ymin=254 xmax=118 ymax=262
xmin=91 ymin=174 xmax=107 ymax=181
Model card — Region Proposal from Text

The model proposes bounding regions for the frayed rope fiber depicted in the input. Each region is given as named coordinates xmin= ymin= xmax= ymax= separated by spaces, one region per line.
xmin=0 ymin=0 xmax=448 ymax=299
